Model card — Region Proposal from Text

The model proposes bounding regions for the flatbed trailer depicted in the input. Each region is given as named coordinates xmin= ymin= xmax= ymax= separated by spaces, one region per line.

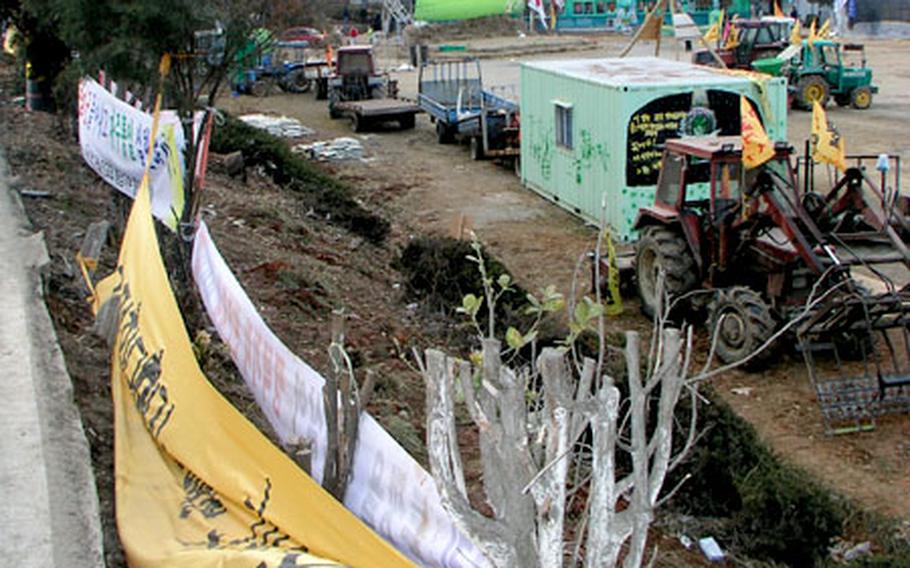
xmin=332 ymin=98 xmax=420 ymax=132
xmin=418 ymin=58 xmax=520 ymax=163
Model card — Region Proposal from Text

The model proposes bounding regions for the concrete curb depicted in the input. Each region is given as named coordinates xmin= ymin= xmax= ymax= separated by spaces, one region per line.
xmin=0 ymin=151 xmax=104 ymax=567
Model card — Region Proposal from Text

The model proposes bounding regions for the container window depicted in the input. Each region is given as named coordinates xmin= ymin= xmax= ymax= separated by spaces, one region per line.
xmin=596 ymin=2 xmax=607 ymax=14
xmin=555 ymin=103 xmax=573 ymax=150
xmin=584 ymin=2 xmax=594 ymax=14
xmin=574 ymin=3 xmax=584 ymax=14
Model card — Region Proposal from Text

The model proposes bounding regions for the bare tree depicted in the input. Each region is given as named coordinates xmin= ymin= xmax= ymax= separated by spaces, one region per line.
xmin=419 ymin=240 xmax=702 ymax=567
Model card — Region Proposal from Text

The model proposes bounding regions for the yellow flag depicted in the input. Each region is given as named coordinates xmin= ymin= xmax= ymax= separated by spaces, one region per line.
xmin=812 ymin=100 xmax=847 ymax=172
xmin=704 ymin=20 xmax=720 ymax=43
xmin=773 ymin=0 xmax=784 ymax=17
xmin=808 ymin=18 xmax=817 ymax=45
xmin=818 ymin=18 xmax=831 ymax=38
xmin=723 ymin=25 xmax=740 ymax=49
xmin=741 ymin=96 xmax=774 ymax=169
xmin=790 ymin=19 xmax=802 ymax=45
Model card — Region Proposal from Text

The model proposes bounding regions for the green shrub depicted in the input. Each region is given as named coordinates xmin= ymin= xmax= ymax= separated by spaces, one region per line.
xmin=394 ymin=236 xmax=533 ymax=331
xmin=669 ymin=391 xmax=845 ymax=566
xmin=211 ymin=113 xmax=389 ymax=243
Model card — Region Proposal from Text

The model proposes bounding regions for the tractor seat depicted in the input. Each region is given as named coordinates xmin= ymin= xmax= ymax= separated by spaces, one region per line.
xmin=755 ymin=227 xmax=798 ymax=257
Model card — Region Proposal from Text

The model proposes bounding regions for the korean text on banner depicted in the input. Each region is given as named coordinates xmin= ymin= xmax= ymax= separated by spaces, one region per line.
xmin=78 ymin=78 xmax=185 ymax=230
xmin=92 ymin=180 xmax=413 ymax=568
xmin=192 ymin=222 xmax=490 ymax=568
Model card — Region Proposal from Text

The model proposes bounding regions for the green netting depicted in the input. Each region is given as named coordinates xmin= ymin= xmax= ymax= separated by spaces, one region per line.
xmin=414 ymin=0 xmax=522 ymax=21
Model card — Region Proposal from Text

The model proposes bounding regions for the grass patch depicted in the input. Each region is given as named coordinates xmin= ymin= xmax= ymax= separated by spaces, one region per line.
xmin=211 ymin=113 xmax=389 ymax=244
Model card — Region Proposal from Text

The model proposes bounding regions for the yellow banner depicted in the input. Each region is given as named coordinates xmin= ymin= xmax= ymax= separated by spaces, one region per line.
xmin=812 ymin=100 xmax=847 ymax=172
xmin=741 ymin=96 xmax=774 ymax=169
xmin=93 ymin=180 xmax=414 ymax=567
xmin=790 ymin=19 xmax=802 ymax=45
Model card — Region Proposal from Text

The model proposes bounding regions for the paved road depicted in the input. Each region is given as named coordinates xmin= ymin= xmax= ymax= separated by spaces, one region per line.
xmin=0 ymin=150 xmax=103 ymax=567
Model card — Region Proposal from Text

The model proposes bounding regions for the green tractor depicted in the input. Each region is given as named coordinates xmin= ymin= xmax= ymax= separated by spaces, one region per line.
xmin=784 ymin=39 xmax=877 ymax=110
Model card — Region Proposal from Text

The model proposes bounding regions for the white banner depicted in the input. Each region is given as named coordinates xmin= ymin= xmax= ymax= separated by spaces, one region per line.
xmin=78 ymin=78 xmax=185 ymax=231
xmin=191 ymin=222 xmax=489 ymax=568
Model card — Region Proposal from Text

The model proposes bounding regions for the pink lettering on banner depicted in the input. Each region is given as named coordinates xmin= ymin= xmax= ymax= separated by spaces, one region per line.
xmin=191 ymin=222 xmax=490 ymax=568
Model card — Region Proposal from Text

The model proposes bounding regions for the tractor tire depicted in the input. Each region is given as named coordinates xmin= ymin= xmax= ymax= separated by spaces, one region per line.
xmin=250 ymin=79 xmax=271 ymax=98
xmin=797 ymin=75 xmax=830 ymax=109
xmin=850 ymin=86 xmax=873 ymax=110
xmin=470 ymin=137 xmax=484 ymax=161
xmin=707 ymin=287 xmax=777 ymax=370
xmin=634 ymin=225 xmax=698 ymax=319
xmin=832 ymin=281 xmax=876 ymax=360
xmin=284 ymin=69 xmax=311 ymax=94
xmin=436 ymin=121 xmax=455 ymax=144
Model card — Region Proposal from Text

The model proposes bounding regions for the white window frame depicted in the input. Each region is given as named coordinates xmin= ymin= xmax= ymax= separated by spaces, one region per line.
xmin=555 ymin=101 xmax=574 ymax=150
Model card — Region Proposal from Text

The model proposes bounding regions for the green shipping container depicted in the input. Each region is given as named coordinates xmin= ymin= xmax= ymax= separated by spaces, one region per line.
xmin=519 ymin=56 xmax=788 ymax=242
xmin=414 ymin=0 xmax=522 ymax=21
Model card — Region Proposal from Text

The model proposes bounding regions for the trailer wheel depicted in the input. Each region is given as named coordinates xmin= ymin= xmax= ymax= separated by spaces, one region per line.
xmin=797 ymin=75 xmax=830 ymax=109
xmin=850 ymin=86 xmax=872 ymax=110
xmin=708 ymin=287 xmax=777 ymax=370
xmin=399 ymin=114 xmax=415 ymax=130
xmin=436 ymin=121 xmax=455 ymax=144
xmin=635 ymin=225 xmax=697 ymax=319
xmin=315 ymin=79 xmax=328 ymax=100
xmin=350 ymin=113 xmax=365 ymax=133
xmin=470 ymin=137 xmax=484 ymax=160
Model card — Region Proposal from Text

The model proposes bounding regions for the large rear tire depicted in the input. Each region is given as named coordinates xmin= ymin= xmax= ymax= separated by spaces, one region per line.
xmin=707 ymin=287 xmax=777 ymax=369
xmin=797 ymin=75 xmax=830 ymax=109
xmin=634 ymin=225 xmax=698 ymax=319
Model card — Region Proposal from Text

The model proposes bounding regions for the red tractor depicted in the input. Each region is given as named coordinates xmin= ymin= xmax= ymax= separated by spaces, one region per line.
xmin=629 ymin=136 xmax=910 ymax=370
xmin=693 ymin=18 xmax=792 ymax=70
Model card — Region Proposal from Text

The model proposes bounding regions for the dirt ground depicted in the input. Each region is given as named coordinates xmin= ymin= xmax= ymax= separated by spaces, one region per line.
xmin=221 ymin=33 xmax=910 ymax=523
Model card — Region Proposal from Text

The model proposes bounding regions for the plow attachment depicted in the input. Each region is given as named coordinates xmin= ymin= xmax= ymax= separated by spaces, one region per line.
xmin=798 ymin=283 xmax=910 ymax=434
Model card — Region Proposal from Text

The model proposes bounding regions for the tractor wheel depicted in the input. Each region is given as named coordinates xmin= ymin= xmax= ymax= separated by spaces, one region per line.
xmin=436 ymin=121 xmax=455 ymax=144
xmin=284 ymin=70 xmax=311 ymax=94
xmin=850 ymin=86 xmax=873 ymax=110
xmin=797 ymin=75 xmax=830 ymax=109
xmin=707 ymin=287 xmax=777 ymax=369
xmin=832 ymin=281 xmax=876 ymax=360
xmin=470 ymin=137 xmax=484 ymax=160
xmin=250 ymin=79 xmax=271 ymax=98
xmin=634 ymin=225 xmax=698 ymax=319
